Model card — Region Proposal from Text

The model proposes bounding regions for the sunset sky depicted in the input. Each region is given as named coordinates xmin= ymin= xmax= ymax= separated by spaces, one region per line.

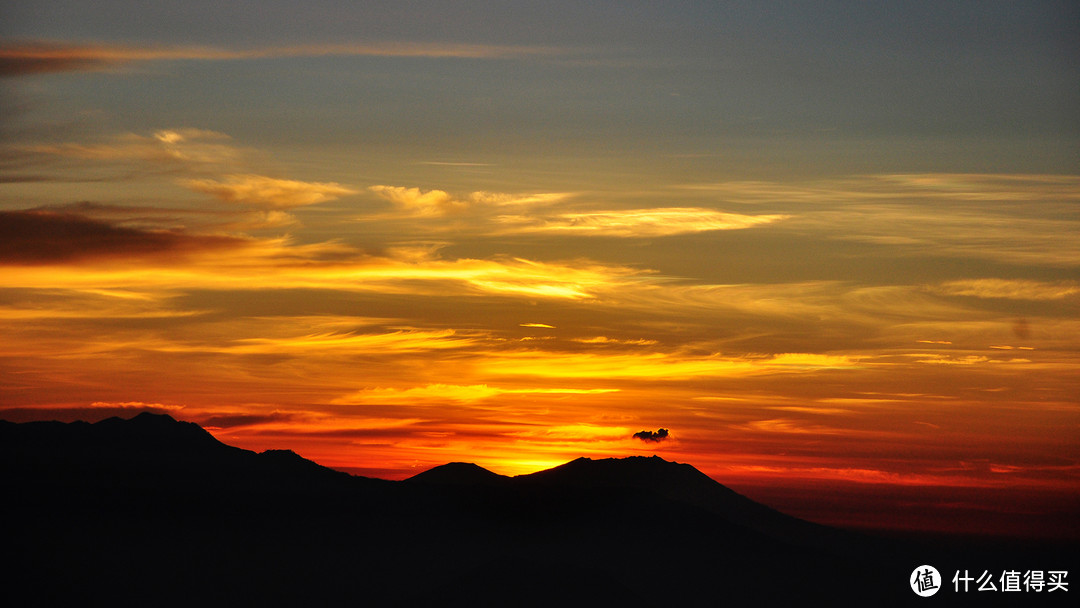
xmin=2 ymin=2 xmax=1078 ymax=537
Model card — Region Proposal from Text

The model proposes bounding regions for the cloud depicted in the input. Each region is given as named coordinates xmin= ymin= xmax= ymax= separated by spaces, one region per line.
xmin=369 ymin=185 xmax=463 ymax=215
xmin=184 ymin=174 xmax=358 ymax=208
xmin=198 ymin=412 xmax=298 ymax=429
xmin=22 ymin=128 xmax=248 ymax=183
xmin=930 ymin=279 xmax=1080 ymax=301
xmin=224 ymin=329 xmax=481 ymax=355
xmin=0 ymin=210 xmax=249 ymax=264
xmin=0 ymin=230 xmax=647 ymax=301
xmin=914 ymin=355 xmax=991 ymax=366
xmin=0 ymin=288 xmax=201 ymax=321
xmin=31 ymin=128 xmax=240 ymax=164
xmin=0 ymin=405 xmax=183 ymax=423
xmin=678 ymin=173 xmax=1080 ymax=204
xmin=0 ymin=39 xmax=562 ymax=77
xmin=0 ymin=40 xmax=117 ymax=76
xmin=332 ymin=384 xmax=618 ymax=405
xmin=494 ymin=208 xmax=788 ymax=237
xmin=513 ymin=424 xmax=630 ymax=442
xmin=89 ymin=401 xmax=184 ymax=410
xmin=680 ymin=174 xmax=1080 ymax=265
xmin=633 ymin=428 xmax=669 ymax=443
xmin=26 ymin=200 xmax=302 ymax=235
xmin=369 ymin=185 xmax=568 ymax=217
xmin=19 ymin=129 xmax=356 ymax=229
xmin=734 ymin=419 xmax=848 ymax=436
xmin=571 ymin=336 xmax=658 ymax=346
xmin=482 ymin=351 xmax=860 ymax=381
xmin=368 ymin=185 xmax=786 ymax=237
xmin=220 ymin=210 xmax=302 ymax=230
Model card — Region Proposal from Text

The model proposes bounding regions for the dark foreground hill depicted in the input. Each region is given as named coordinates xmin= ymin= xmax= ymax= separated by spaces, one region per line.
xmin=2 ymin=414 xmax=1073 ymax=606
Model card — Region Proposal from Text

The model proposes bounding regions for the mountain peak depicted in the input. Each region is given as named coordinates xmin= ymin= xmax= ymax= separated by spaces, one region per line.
xmin=406 ymin=461 xmax=507 ymax=485
xmin=130 ymin=411 xmax=178 ymax=423
xmin=524 ymin=454 xmax=706 ymax=486
xmin=93 ymin=411 xmax=222 ymax=448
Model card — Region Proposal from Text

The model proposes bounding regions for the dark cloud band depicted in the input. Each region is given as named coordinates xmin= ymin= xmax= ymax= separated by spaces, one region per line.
xmin=0 ymin=210 xmax=246 ymax=264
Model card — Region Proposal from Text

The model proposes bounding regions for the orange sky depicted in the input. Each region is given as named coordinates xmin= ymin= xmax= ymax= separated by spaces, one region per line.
xmin=2 ymin=2 xmax=1078 ymax=539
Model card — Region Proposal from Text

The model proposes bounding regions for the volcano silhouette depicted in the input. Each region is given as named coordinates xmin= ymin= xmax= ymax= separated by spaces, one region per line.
xmin=2 ymin=413 xmax=1028 ymax=606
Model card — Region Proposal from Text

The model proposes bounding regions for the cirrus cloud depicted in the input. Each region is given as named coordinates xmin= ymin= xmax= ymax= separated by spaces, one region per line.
xmin=184 ymin=174 xmax=358 ymax=208
xmin=369 ymin=185 xmax=569 ymax=217
xmin=332 ymin=384 xmax=618 ymax=405
xmin=494 ymin=207 xmax=789 ymax=237
xmin=0 ymin=39 xmax=563 ymax=77
xmin=930 ymin=279 xmax=1080 ymax=301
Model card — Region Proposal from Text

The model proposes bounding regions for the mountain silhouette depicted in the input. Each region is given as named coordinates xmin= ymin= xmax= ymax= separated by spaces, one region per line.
xmin=5 ymin=414 xmax=1063 ymax=606
xmin=1 ymin=412 xmax=358 ymax=494
xmin=516 ymin=455 xmax=870 ymax=551
xmin=405 ymin=461 xmax=508 ymax=485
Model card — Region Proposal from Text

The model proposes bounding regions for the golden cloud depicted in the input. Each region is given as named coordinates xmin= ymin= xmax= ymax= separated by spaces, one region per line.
xmin=368 ymin=184 xmax=785 ymax=237
xmin=494 ymin=207 xmax=788 ymax=237
xmin=480 ymin=351 xmax=860 ymax=380
xmin=0 ymin=227 xmax=645 ymax=301
xmin=332 ymin=384 xmax=618 ymax=405
xmin=369 ymin=185 xmax=569 ymax=217
xmin=571 ymin=336 xmax=658 ymax=346
xmin=184 ymin=174 xmax=358 ymax=208
xmin=931 ymin=279 xmax=1080 ymax=301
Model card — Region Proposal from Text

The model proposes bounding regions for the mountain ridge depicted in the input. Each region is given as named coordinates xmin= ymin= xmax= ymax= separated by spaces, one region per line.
xmin=0 ymin=413 xmax=1009 ymax=606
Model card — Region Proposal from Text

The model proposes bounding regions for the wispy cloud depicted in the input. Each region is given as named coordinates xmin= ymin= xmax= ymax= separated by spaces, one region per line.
xmin=480 ymin=351 xmax=860 ymax=381
xmin=0 ymin=216 xmax=645 ymax=300
xmin=493 ymin=208 xmax=788 ymax=237
xmin=89 ymin=400 xmax=184 ymax=410
xmin=29 ymin=128 xmax=243 ymax=166
xmin=0 ymin=39 xmax=563 ymax=76
xmin=930 ymin=279 xmax=1080 ymax=301
xmin=332 ymin=384 xmax=618 ymax=405
xmin=675 ymin=174 xmax=1080 ymax=265
xmin=367 ymin=184 xmax=785 ymax=237
xmin=184 ymin=174 xmax=357 ymax=208
xmin=679 ymin=174 xmax=1080 ymax=204
xmin=571 ymin=336 xmax=658 ymax=346
xmin=17 ymin=128 xmax=358 ymax=227
xmin=368 ymin=185 xmax=569 ymax=217
xmin=0 ymin=288 xmax=200 ymax=321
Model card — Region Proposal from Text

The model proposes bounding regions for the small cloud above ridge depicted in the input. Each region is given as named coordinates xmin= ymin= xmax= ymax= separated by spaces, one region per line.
xmin=633 ymin=428 xmax=670 ymax=443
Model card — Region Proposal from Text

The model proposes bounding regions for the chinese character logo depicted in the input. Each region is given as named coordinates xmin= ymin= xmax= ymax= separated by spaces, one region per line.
xmin=952 ymin=568 xmax=1069 ymax=594
xmin=911 ymin=565 xmax=942 ymax=597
